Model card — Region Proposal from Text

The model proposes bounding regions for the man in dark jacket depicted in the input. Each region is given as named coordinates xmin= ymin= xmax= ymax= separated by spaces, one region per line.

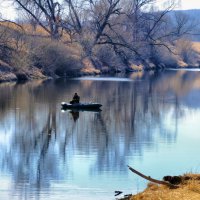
xmin=70 ymin=93 xmax=80 ymax=104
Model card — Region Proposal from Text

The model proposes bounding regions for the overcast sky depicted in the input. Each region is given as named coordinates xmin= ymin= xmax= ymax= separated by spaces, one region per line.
xmin=1 ymin=0 xmax=200 ymax=20
xmin=1 ymin=1 xmax=15 ymax=20
xmin=181 ymin=0 xmax=200 ymax=10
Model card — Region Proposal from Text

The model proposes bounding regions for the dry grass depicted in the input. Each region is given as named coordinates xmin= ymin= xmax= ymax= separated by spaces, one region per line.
xmin=0 ymin=21 xmax=51 ymax=37
xmin=121 ymin=174 xmax=200 ymax=200
xmin=0 ymin=71 xmax=17 ymax=82
xmin=0 ymin=21 xmax=23 ymax=32
xmin=0 ymin=21 xmax=83 ymax=74
xmin=0 ymin=21 xmax=72 ymax=43
xmin=81 ymin=58 xmax=100 ymax=74
xmin=175 ymin=40 xmax=200 ymax=66
xmin=130 ymin=64 xmax=144 ymax=71
xmin=192 ymin=42 xmax=200 ymax=53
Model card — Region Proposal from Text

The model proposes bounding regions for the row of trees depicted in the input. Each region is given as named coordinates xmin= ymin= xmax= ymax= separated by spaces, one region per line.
xmin=0 ymin=0 xmax=199 ymax=76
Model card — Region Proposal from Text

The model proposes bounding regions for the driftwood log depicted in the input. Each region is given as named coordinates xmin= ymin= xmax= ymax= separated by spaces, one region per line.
xmin=128 ymin=165 xmax=179 ymax=189
xmin=163 ymin=175 xmax=183 ymax=185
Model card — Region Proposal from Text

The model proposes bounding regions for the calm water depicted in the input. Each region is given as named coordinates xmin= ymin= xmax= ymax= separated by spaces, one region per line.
xmin=0 ymin=70 xmax=200 ymax=200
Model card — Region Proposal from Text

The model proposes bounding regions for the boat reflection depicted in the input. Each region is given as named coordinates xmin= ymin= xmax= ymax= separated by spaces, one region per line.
xmin=61 ymin=107 xmax=102 ymax=112
xmin=61 ymin=107 xmax=102 ymax=121
xmin=70 ymin=110 xmax=79 ymax=121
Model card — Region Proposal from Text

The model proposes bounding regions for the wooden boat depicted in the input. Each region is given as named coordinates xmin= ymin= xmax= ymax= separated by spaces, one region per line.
xmin=61 ymin=102 xmax=102 ymax=111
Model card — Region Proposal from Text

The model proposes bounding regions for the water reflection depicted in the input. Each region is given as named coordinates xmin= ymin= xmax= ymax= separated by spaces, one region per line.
xmin=0 ymin=70 xmax=200 ymax=199
xmin=70 ymin=111 xmax=79 ymax=121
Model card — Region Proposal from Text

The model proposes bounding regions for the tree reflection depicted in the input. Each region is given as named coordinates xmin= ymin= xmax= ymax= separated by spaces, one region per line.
xmin=0 ymin=70 xmax=200 ymax=197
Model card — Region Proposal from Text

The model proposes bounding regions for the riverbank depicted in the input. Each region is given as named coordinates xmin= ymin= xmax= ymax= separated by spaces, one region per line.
xmin=0 ymin=56 xmax=137 ymax=83
xmin=1 ymin=20 xmax=200 ymax=84
xmin=1 ymin=33 xmax=200 ymax=83
xmin=0 ymin=59 xmax=49 ymax=82
xmin=0 ymin=63 xmax=105 ymax=83
xmin=120 ymin=174 xmax=200 ymax=200
xmin=1 ymin=53 xmax=200 ymax=83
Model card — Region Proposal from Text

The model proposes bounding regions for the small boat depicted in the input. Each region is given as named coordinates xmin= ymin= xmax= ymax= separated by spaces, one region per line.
xmin=61 ymin=102 xmax=102 ymax=111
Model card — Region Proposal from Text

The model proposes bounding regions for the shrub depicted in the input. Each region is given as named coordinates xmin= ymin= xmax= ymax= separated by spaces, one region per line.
xmin=0 ymin=26 xmax=14 ymax=63
xmin=94 ymin=45 xmax=123 ymax=70
xmin=29 ymin=39 xmax=83 ymax=77
xmin=11 ymin=50 xmax=33 ymax=71
xmin=145 ymin=45 xmax=182 ymax=68
xmin=176 ymin=39 xmax=200 ymax=66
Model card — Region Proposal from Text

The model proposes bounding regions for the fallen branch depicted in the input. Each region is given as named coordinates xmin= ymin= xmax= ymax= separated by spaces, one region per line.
xmin=114 ymin=191 xmax=123 ymax=196
xmin=128 ymin=165 xmax=179 ymax=189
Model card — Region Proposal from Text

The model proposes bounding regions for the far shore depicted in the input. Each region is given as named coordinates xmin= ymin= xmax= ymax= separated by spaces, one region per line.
xmin=1 ymin=62 xmax=200 ymax=84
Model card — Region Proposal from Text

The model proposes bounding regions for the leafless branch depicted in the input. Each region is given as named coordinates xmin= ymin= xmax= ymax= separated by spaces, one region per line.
xmin=128 ymin=165 xmax=179 ymax=189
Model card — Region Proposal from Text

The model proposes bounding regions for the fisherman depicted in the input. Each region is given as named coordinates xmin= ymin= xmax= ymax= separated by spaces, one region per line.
xmin=70 ymin=93 xmax=80 ymax=104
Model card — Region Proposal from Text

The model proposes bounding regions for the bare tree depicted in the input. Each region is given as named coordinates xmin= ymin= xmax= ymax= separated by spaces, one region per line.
xmin=13 ymin=0 xmax=63 ymax=39
xmin=19 ymin=3 xmax=43 ymax=32
xmin=62 ymin=0 xmax=122 ymax=58
xmin=11 ymin=0 xmax=197 ymax=70
xmin=95 ymin=0 xmax=195 ymax=68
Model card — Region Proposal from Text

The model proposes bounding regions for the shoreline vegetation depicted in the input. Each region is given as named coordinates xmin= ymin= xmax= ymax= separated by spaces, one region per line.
xmin=1 ymin=37 xmax=200 ymax=83
xmin=1 ymin=1 xmax=200 ymax=83
xmin=119 ymin=167 xmax=200 ymax=200
xmin=119 ymin=173 xmax=200 ymax=200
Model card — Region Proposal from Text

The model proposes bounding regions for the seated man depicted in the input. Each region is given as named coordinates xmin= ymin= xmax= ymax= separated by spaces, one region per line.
xmin=70 ymin=93 xmax=80 ymax=104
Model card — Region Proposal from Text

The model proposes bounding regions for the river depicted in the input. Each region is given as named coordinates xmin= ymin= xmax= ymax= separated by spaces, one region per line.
xmin=0 ymin=69 xmax=200 ymax=200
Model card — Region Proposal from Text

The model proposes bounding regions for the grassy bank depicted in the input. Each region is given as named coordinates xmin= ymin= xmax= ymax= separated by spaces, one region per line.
xmin=120 ymin=174 xmax=200 ymax=200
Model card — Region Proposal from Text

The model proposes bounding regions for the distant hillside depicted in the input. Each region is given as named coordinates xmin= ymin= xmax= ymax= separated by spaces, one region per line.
xmin=176 ymin=9 xmax=200 ymax=17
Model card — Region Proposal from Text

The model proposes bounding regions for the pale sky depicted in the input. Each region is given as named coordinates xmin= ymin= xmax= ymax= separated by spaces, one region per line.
xmin=0 ymin=1 xmax=15 ymax=20
xmin=181 ymin=0 xmax=200 ymax=10
xmin=1 ymin=0 xmax=200 ymax=20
